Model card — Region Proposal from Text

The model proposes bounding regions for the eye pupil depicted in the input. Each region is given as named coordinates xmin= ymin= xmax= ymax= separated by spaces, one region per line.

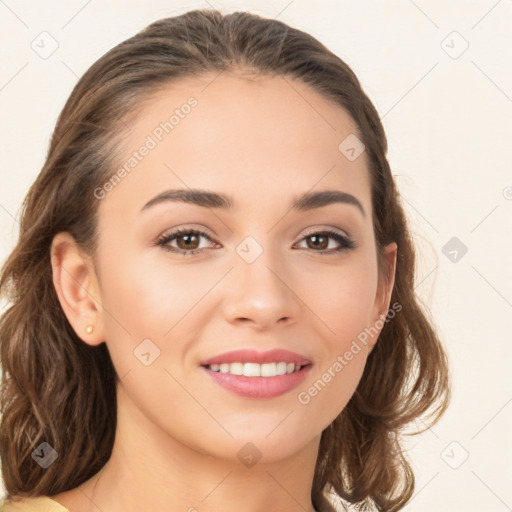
xmin=308 ymin=234 xmax=328 ymax=250
xmin=178 ymin=233 xmax=199 ymax=250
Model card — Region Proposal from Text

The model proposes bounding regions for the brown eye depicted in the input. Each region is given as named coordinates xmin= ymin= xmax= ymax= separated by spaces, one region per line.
xmin=297 ymin=230 xmax=356 ymax=254
xmin=156 ymin=228 xmax=217 ymax=255
xmin=306 ymin=234 xmax=329 ymax=250
xmin=175 ymin=232 xmax=200 ymax=250
xmin=156 ymin=228 xmax=356 ymax=256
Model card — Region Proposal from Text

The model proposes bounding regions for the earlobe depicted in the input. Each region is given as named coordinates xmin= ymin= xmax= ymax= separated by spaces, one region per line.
xmin=50 ymin=232 xmax=105 ymax=346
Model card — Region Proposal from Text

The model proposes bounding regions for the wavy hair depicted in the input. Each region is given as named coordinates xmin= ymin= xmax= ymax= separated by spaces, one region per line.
xmin=0 ymin=9 xmax=450 ymax=511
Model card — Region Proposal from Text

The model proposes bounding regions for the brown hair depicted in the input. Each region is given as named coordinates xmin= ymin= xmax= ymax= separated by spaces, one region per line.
xmin=0 ymin=9 xmax=450 ymax=511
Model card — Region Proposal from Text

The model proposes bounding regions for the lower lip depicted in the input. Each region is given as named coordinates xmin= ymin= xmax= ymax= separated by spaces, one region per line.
xmin=201 ymin=365 xmax=312 ymax=399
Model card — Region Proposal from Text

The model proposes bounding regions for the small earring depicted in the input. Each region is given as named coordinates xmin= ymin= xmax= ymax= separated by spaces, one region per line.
xmin=85 ymin=325 xmax=94 ymax=334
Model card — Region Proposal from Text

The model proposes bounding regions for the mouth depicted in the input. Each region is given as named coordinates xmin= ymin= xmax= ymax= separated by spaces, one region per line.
xmin=199 ymin=349 xmax=313 ymax=399
xmin=203 ymin=361 xmax=307 ymax=377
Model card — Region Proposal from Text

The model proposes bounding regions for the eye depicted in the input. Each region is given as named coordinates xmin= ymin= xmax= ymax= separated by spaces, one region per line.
xmin=156 ymin=228 xmax=218 ymax=255
xmin=295 ymin=229 xmax=356 ymax=254
xmin=156 ymin=228 xmax=356 ymax=256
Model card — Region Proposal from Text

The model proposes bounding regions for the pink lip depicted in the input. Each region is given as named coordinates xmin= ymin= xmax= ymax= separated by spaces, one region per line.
xmin=200 ymin=349 xmax=312 ymax=366
xmin=201 ymin=365 xmax=312 ymax=399
xmin=200 ymin=349 xmax=313 ymax=399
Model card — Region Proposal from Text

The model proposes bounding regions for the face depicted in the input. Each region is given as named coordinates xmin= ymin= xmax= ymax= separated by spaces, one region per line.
xmin=87 ymin=73 xmax=396 ymax=463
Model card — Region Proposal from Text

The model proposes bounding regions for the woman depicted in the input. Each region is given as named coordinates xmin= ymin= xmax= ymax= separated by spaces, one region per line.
xmin=0 ymin=9 xmax=450 ymax=512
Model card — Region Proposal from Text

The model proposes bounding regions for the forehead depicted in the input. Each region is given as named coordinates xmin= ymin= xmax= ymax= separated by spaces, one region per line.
xmin=101 ymin=72 xmax=372 ymax=220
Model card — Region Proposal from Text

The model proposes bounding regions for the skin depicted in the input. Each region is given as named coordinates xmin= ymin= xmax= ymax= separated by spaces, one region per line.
xmin=49 ymin=72 xmax=397 ymax=512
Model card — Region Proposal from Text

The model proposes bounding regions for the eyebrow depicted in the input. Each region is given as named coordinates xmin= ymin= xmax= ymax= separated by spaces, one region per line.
xmin=140 ymin=188 xmax=366 ymax=217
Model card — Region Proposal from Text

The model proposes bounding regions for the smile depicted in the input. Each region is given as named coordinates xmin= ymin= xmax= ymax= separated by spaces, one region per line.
xmin=206 ymin=362 xmax=303 ymax=377
xmin=199 ymin=348 xmax=313 ymax=399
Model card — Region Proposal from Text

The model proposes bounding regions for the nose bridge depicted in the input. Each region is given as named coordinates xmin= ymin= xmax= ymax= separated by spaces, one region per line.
xmin=224 ymin=233 xmax=299 ymax=326
xmin=237 ymin=233 xmax=286 ymax=294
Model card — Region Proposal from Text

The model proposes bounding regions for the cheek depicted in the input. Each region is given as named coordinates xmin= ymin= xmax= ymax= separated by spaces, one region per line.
xmin=303 ymin=257 xmax=378 ymax=343
xmin=297 ymin=348 xmax=367 ymax=438
xmin=294 ymin=260 xmax=376 ymax=423
xmin=95 ymin=251 xmax=173 ymax=375
xmin=98 ymin=251 xmax=202 ymax=335
xmin=96 ymin=248 xmax=226 ymax=382
xmin=296 ymin=284 xmax=372 ymax=432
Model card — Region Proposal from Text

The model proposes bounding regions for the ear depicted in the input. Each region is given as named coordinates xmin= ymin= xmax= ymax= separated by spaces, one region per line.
xmin=368 ymin=241 xmax=398 ymax=351
xmin=50 ymin=231 xmax=105 ymax=346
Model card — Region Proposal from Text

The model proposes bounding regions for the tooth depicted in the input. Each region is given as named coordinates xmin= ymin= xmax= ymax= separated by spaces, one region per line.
xmin=243 ymin=362 xmax=261 ymax=377
xmin=261 ymin=362 xmax=277 ymax=377
xmin=209 ymin=361 xmax=303 ymax=376
xmin=229 ymin=362 xmax=243 ymax=375
xmin=276 ymin=362 xmax=287 ymax=375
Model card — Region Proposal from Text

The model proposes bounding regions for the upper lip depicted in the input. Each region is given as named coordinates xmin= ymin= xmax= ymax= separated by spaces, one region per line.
xmin=200 ymin=349 xmax=312 ymax=367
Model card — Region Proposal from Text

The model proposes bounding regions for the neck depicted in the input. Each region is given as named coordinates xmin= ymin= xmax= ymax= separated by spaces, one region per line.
xmin=70 ymin=382 xmax=321 ymax=512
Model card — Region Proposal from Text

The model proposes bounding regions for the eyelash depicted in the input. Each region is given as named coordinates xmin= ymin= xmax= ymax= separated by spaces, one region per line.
xmin=155 ymin=227 xmax=357 ymax=256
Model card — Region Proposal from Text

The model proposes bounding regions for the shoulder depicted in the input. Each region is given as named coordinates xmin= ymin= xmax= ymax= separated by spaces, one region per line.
xmin=0 ymin=496 xmax=70 ymax=512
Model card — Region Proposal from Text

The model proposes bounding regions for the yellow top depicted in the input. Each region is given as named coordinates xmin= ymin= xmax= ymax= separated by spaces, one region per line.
xmin=0 ymin=496 xmax=70 ymax=512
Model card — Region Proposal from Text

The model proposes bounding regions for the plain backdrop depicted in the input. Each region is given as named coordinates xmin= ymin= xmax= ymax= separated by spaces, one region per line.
xmin=1 ymin=1 xmax=511 ymax=511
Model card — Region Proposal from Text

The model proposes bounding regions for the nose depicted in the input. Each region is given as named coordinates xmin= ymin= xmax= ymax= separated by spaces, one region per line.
xmin=222 ymin=248 xmax=301 ymax=331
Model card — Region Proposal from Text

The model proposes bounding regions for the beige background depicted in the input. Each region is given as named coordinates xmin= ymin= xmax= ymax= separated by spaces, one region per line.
xmin=1 ymin=1 xmax=511 ymax=510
